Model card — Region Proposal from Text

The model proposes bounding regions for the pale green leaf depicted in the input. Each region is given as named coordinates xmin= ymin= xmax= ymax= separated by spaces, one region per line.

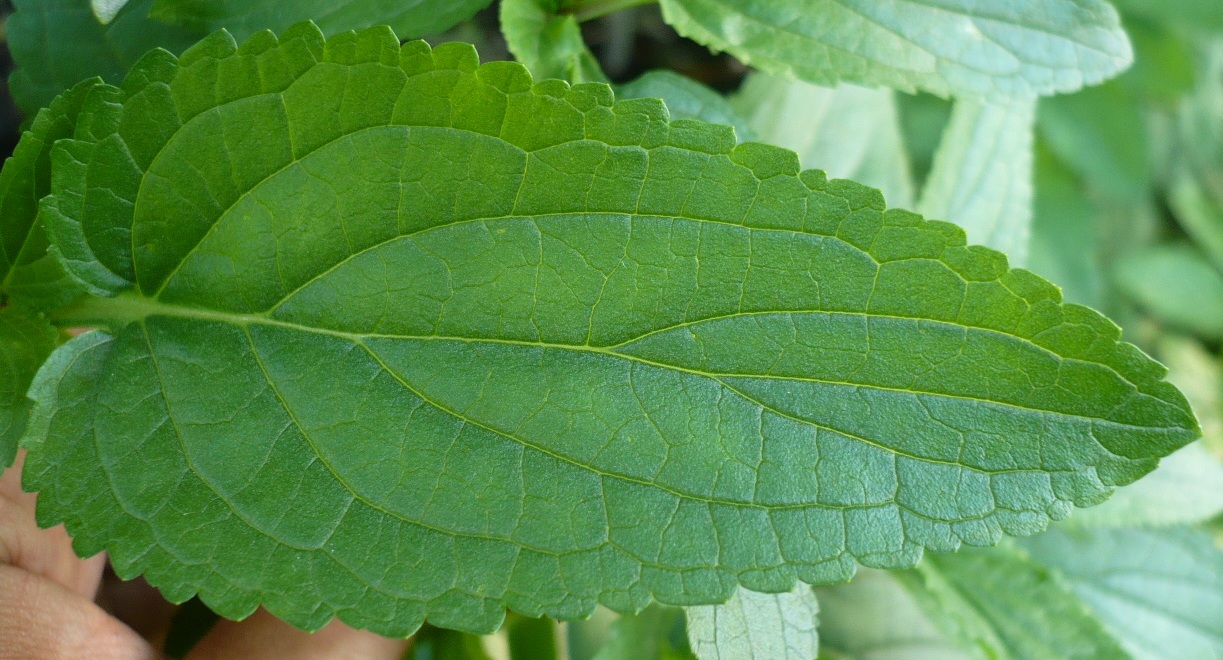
xmin=657 ymin=0 xmax=1133 ymax=100
xmin=7 ymin=0 xmax=205 ymax=115
xmin=1070 ymin=441 xmax=1223 ymax=527
xmin=91 ymin=0 xmax=131 ymax=23
xmin=815 ymin=569 xmax=972 ymax=660
xmin=1160 ymin=335 xmax=1223 ymax=458
xmin=0 ymin=306 xmax=58 ymax=469
xmin=684 ymin=586 xmax=818 ymax=660
xmin=619 ymin=71 xmax=754 ymax=142
xmin=918 ymin=99 xmax=1036 ymax=265
xmin=732 ymin=74 xmax=914 ymax=208
xmin=501 ymin=0 xmax=608 ymax=84
xmin=1112 ymin=243 xmax=1223 ymax=340
xmin=1022 ymin=527 xmax=1223 ymax=660
xmin=1171 ymin=171 xmax=1223 ymax=272
xmin=28 ymin=26 xmax=1198 ymax=636
xmin=0 ymin=78 xmax=100 ymax=310
xmin=149 ymin=0 xmax=493 ymax=42
xmin=909 ymin=546 xmax=1128 ymax=659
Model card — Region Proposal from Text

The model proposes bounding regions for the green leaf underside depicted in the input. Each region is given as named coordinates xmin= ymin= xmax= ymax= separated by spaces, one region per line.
xmin=7 ymin=0 xmax=205 ymax=115
xmin=657 ymin=0 xmax=1133 ymax=100
xmin=0 ymin=306 xmax=58 ymax=468
xmin=684 ymin=585 xmax=818 ymax=659
xmin=1021 ymin=527 xmax=1223 ymax=660
xmin=149 ymin=0 xmax=494 ymax=43
xmin=27 ymin=25 xmax=1196 ymax=636
xmin=914 ymin=547 xmax=1128 ymax=659
xmin=0 ymin=78 xmax=99 ymax=310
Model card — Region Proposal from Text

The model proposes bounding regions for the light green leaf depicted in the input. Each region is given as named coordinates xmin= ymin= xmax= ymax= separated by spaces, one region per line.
xmin=7 ymin=0 xmax=205 ymax=115
xmin=910 ymin=546 xmax=1128 ymax=659
xmin=732 ymin=74 xmax=914 ymax=208
xmin=816 ymin=569 xmax=972 ymax=660
xmin=91 ymin=0 xmax=131 ymax=23
xmin=501 ymin=0 xmax=608 ymax=84
xmin=149 ymin=0 xmax=493 ymax=42
xmin=29 ymin=26 xmax=1198 ymax=636
xmin=684 ymin=586 xmax=818 ymax=660
xmin=1 ymin=79 xmax=101 ymax=310
xmin=1022 ymin=527 xmax=1223 ymax=660
xmin=657 ymin=0 xmax=1133 ymax=100
xmin=0 ymin=306 xmax=58 ymax=469
xmin=1112 ymin=243 xmax=1223 ymax=340
xmin=619 ymin=71 xmax=753 ymax=142
xmin=1160 ymin=334 xmax=1223 ymax=458
xmin=1071 ymin=441 xmax=1223 ymax=527
xmin=918 ymin=99 xmax=1036 ymax=265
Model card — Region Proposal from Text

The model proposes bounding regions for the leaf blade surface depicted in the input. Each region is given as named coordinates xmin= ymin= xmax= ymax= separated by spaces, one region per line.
xmin=28 ymin=26 xmax=1199 ymax=635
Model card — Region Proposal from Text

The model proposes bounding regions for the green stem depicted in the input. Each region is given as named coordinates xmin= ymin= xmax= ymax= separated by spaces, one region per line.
xmin=563 ymin=0 xmax=657 ymax=22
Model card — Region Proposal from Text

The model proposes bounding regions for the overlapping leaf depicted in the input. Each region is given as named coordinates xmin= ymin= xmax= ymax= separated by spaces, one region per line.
xmin=24 ymin=24 xmax=1198 ymax=636
xmin=684 ymin=586 xmax=818 ymax=659
xmin=0 ymin=306 xmax=57 ymax=468
xmin=7 ymin=0 xmax=205 ymax=114
xmin=658 ymin=0 xmax=1134 ymax=100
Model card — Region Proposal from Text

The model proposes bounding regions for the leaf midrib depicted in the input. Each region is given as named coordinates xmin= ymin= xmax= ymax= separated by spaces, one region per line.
xmin=57 ymin=291 xmax=1176 ymax=445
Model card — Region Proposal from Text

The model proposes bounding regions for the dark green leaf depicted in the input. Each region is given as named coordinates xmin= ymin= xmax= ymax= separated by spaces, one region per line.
xmin=27 ymin=26 xmax=1198 ymax=636
xmin=0 ymin=305 xmax=58 ymax=468
xmin=7 ymin=0 xmax=205 ymax=115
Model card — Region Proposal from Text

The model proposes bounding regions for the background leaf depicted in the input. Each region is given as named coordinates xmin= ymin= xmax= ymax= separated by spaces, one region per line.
xmin=7 ymin=0 xmax=205 ymax=115
xmin=25 ymin=25 xmax=1199 ymax=637
xmin=657 ymin=0 xmax=1133 ymax=100
xmin=618 ymin=71 xmax=753 ymax=142
xmin=1111 ymin=243 xmax=1223 ymax=340
xmin=909 ymin=546 xmax=1129 ymax=659
xmin=1021 ymin=527 xmax=1223 ymax=660
xmin=918 ymin=99 xmax=1037 ymax=265
xmin=684 ymin=585 xmax=818 ymax=660
xmin=501 ymin=0 xmax=609 ymax=83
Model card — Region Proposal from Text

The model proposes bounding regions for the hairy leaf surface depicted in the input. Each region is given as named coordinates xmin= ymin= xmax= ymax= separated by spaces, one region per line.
xmin=1022 ymin=527 xmax=1223 ymax=660
xmin=0 ymin=79 xmax=99 ymax=310
xmin=684 ymin=585 xmax=818 ymax=659
xmin=657 ymin=0 xmax=1133 ymax=100
xmin=149 ymin=0 xmax=493 ymax=43
xmin=28 ymin=25 xmax=1198 ymax=635
xmin=7 ymin=0 xmax=205 ymax=114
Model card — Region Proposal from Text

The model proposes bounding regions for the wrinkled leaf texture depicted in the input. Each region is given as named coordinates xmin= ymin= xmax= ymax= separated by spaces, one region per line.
xmin=23 ymin=23 xmax=1198 ymax=636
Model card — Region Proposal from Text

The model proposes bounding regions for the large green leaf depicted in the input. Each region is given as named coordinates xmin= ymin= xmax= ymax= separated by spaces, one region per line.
xmin=7 ymin=0 xmax=205 ymax=115
xmin=732 ymin=75 xmax=914 ymax=208
xmin=657 ymin=0 xmax=1133 ymax=100
xmin=918 ymin=99 xmax=1036 ymax=265
xmin=27 ymin=25 xmax=1197 ymax=636
xmin=1022 ymin=527 xmax=1223 ymax=660
xmin=149 ymin=0 xmax=493 ymax=43
xmin=684 ymin=586 xmax=818 ymax=659
xmin=0 ymin=79 xmax=100 ymax=310
xmin=909 ymin=546 xmax=1128 ymax=659
xmin=0 ymin=306 xmax=58 ymax=468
